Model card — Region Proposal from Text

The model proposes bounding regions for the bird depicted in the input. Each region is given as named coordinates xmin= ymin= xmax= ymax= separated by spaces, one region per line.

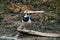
xmin=22 ymin=14 xmax=31 ymax=23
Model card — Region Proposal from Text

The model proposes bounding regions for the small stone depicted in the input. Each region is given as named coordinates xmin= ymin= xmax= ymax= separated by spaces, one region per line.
xmin=7 ymin=3 xmax=21 ymax=13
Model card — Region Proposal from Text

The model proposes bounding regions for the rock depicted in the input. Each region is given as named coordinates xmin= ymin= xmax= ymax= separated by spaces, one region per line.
xmin=7 ymin=3 xmax=21 ymax=13
xmin=20 ymin=5 xmax=29 ymax=11
xmin=14 ymin=3 xmax=21 ymax=13
xmin=7 ymin=3 xmax=31 ymax=13
xmin=7 ymin=3 xmax=15 ymax=12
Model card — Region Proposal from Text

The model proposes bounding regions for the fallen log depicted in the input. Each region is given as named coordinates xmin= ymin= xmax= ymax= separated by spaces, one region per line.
xmin=17 ymin=26 xmax=60 ymax=37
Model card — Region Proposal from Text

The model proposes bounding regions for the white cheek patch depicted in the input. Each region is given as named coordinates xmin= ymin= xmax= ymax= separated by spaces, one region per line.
xmin=24 ymin=15 xmax=27 ymax=17
xmin=24 ymin=14 xmax=28 ymax=17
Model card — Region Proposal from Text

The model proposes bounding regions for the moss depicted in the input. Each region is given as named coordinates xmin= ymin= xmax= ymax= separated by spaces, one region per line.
xmin=34 ymin=2 xmax=41 ymax=7
xmin=50 ymin=0 xmax=60 ymax=13
xmin=46 ymin=13 xmax=56 ymax=20
xmin=4 ymin=0 xmax=10 ymax=4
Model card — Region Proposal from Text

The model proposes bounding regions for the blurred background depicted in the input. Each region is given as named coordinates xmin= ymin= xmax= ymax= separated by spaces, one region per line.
xmin=0 ymin=0 xmax=60 ymax=40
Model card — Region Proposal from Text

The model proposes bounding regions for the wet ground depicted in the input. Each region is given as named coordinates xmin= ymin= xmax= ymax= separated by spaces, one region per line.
xmin=0 ymin=1 xmax=60 ymax=40
xmin=0 ymin=12 xmax=60 ymax=40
